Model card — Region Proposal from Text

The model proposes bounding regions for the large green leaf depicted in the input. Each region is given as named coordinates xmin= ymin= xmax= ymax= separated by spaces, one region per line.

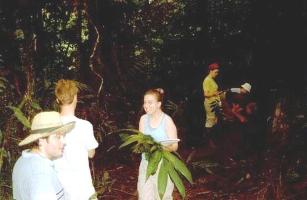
xmin=150 ymin=145 xmax=158 ymax=152
xmin=7 ymin=106 xmax=31 ymax=128
xmin=0 ymin=147 xmax=5 ymax=172
xmin=119 ymin=133 xmax=130 ymax=141
xmin=158 ymin=158 xmax=169 ymax=200
xmin=118 ymin=129 xmax=161 ymax=153
xmin=146 ymin=150 xmax=162 ymax=180
xmin=119 ymin=129 xmax=159 ymax=144
xmin=163 ymin=151 xmax=193 ymax=184
xmin=168 ymin=164 xmax=186 ymax=199
xmin=0 ymin=129 xmax=2 ymax=143
xmin=31 ymin=101 xmax=42 ymax=110
xmin=118 ymin=134 xmax=141 ymax=149
xmin=0 ymin=82 xmax=5 ymax=88
xmin=142 ymin=136 xmax=156 ymax=145
xmin=0 ymin=77 xmax=7 ymax=82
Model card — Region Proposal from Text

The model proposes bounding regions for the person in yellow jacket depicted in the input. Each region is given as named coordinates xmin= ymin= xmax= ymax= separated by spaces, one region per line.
xmin=202 ymin=62 xmax=223 ymax=147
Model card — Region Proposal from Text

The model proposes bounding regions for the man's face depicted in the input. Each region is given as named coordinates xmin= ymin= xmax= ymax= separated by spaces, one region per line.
xmin=240 ymin=88 xmax=249 ymax=94
xmin=41 ymin=133 xmax=65 ymax=160
xmin=211 ymin=69 xmax=219 ymax=78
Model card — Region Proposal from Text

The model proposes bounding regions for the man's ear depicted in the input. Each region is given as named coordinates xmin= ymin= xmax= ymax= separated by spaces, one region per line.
xmin=56 ymin=98 xmax=60 ymax=104
xmin=38 ymin=137 xmax=47 ymax=146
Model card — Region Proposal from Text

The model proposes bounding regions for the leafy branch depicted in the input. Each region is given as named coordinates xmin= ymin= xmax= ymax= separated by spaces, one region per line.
xmin=118 ymin=129 xmax=193 ymax=199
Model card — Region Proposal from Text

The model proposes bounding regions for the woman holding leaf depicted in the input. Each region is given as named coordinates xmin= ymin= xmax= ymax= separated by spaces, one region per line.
xmin=137 ymin=88 xmax=178 ymax=200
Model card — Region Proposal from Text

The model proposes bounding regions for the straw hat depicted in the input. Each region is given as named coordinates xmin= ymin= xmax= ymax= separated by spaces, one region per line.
xmin=19 ymin=111 xmax=75 ymax=146
xmin=241 ymin=83 xmax=252 ymax=93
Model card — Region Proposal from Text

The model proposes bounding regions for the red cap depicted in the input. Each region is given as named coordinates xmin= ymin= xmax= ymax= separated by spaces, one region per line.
xmin=208 ymin=62 xmax=219 ymax=70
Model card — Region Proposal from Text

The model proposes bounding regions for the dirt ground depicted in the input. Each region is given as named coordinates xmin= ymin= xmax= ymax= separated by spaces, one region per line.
xmin=93 ymin=123 xmax=307 ymax=200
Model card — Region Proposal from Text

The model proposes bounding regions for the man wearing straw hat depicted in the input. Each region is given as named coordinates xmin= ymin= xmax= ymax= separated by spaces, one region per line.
xmin=227 ymin=82 xmax=252 ymax=108
xmin=12 ymin=111 xmax=75 ymax=200
xmin=229 ymin=82 xmax=252 ymax=94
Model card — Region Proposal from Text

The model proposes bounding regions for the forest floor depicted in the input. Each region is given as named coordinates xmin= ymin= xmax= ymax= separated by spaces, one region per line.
xmin=93 ymin=122 xmax=307 ymax=200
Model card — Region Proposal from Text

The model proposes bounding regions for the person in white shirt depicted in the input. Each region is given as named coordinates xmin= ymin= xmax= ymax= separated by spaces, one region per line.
xmin=13 ymin=111 xmax=75 ymax=200
xmin=229 ymin=82 xmax=252 ymax=94
xmin=54 ymin=79 xmax=99 ymax=200
xmin=222 ymin=82 xmax=253 ymax=122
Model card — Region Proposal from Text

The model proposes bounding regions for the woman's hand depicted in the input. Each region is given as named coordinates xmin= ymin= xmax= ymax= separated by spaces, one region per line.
xmin=162 ymin=143 xmax=178 ymax=152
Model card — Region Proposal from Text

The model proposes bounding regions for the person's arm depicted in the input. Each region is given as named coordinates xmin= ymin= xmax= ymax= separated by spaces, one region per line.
xmin=88 ymin=149 xmax=95 ymax=158
xmin=139 ymin=115 xmax=146 ymax=133
xmin=84 ymin=122 xmax=99 ymax=158
xmin=204 ymin=90 xmax=220 ymax=98
xmin=230 ymin=88 xmax=241 ymax=94
xmin=163 ymin=116 xmax=178 ymax=152
xmin=231 ymin=104 xmax=247 ymax=123
xmin=203 ymin=78 xmax=221 ymax=98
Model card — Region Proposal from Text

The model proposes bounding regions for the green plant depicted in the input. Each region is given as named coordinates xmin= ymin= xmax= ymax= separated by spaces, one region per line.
xmin=0 ymin=77 xmax=7 ymax=93
xmin=119 ymin=129 xmax=193 ymax=199
xmin=7 ymin=106 xmax=31 ymax=129
xmin=210 ymin=100 xmax=223 ymax=117
xmin=95 ymin=170 xmax=115 ymax=197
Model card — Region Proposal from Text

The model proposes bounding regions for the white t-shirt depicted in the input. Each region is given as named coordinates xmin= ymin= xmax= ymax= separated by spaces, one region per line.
xmin=54 ymin=116 xmax=99 ymax=200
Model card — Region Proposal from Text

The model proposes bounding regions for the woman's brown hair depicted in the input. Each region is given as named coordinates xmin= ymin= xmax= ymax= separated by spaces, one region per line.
xmin=144 ymin=88 xmax=165 ymax=103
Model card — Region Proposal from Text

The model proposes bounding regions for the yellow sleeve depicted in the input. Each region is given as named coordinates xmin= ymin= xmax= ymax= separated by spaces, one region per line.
xmin=203 ymin=77 xmax=217 ymax=97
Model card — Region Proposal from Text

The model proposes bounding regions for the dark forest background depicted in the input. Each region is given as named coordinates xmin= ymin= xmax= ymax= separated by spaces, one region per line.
xmin=1 ymin=0 xmax=307 ymax=199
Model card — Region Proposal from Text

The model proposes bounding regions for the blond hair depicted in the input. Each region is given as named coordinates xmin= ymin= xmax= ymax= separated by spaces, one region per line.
xmin=55 ymin=79 xmax=79 ymax=105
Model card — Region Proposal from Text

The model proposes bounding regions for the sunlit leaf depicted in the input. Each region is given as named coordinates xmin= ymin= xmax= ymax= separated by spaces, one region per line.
xmin=0 ymin=77 xmax=7 ymax=89
xmin=0 ymin=129 xmax=3 ymax=143
xmin=15 ymin=29 xmax=24 ymax=40
xmin=118 ymin=135 xmax=141 ymax=149
xmin=0 ymin=83 xmax=5 ymax=88
xmin=163 ymin=151 xmax=193 ymax=184
xmin=158 ymin=158 xmax=168 ymax=199
xmin=168 ymin=164 xmax=186 ymax=199
xmin=7 ymin=106 xmax=30 ymax=128
xmin=119 ymin=133 xmax=130 ymax=140
xmin=146 ymin=150 xmax=162 ymax=179
xmin=0 ymin=148 xmax=5 ymax=172
xmin=31 ymin=101 xmax=42 ymax=110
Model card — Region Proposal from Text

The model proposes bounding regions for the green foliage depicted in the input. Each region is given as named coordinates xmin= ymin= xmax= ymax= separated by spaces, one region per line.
xmin=0 ymin=77 xmax=7 ymax=93
xmin=95 ymin=170 xmax=116 ymax=196
xmin=119 ymin=129 xmax=193 ymax=199
xmin=162 ymin=151 xmax=193 ymax=184
xmin=0 ymin=147 xmax=5 ymax=172
xmin=168 ymin=163 xmax=186 ymax=199
xmin=146 ymin=149 xmax=162 ymax=179
xmin=158 ymin=158 xmax=169 ymax=199
xmin=7 ymin=106 xmax=31 ymax=129
xmin=119 ymin=129 xmax=158 ymax=154
xmin=286 ymin=169 xmax=301 ymax=183
xmin=14 ymin=29 xmax=25 ymax=40
xmin=0 ymin=129 xmax=2 ymax=143
xmin=74 ymin=80 xmax=90 ymax=91
xmin=39 ymin=4 xmax=90 ymax=77
xmin=190 ymin=160 xmax=219 ymax=175
xmin=31 ymin=101 xmax=42 ymax=111
xmin=210 ymin=100 xmax=223 ymax=117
